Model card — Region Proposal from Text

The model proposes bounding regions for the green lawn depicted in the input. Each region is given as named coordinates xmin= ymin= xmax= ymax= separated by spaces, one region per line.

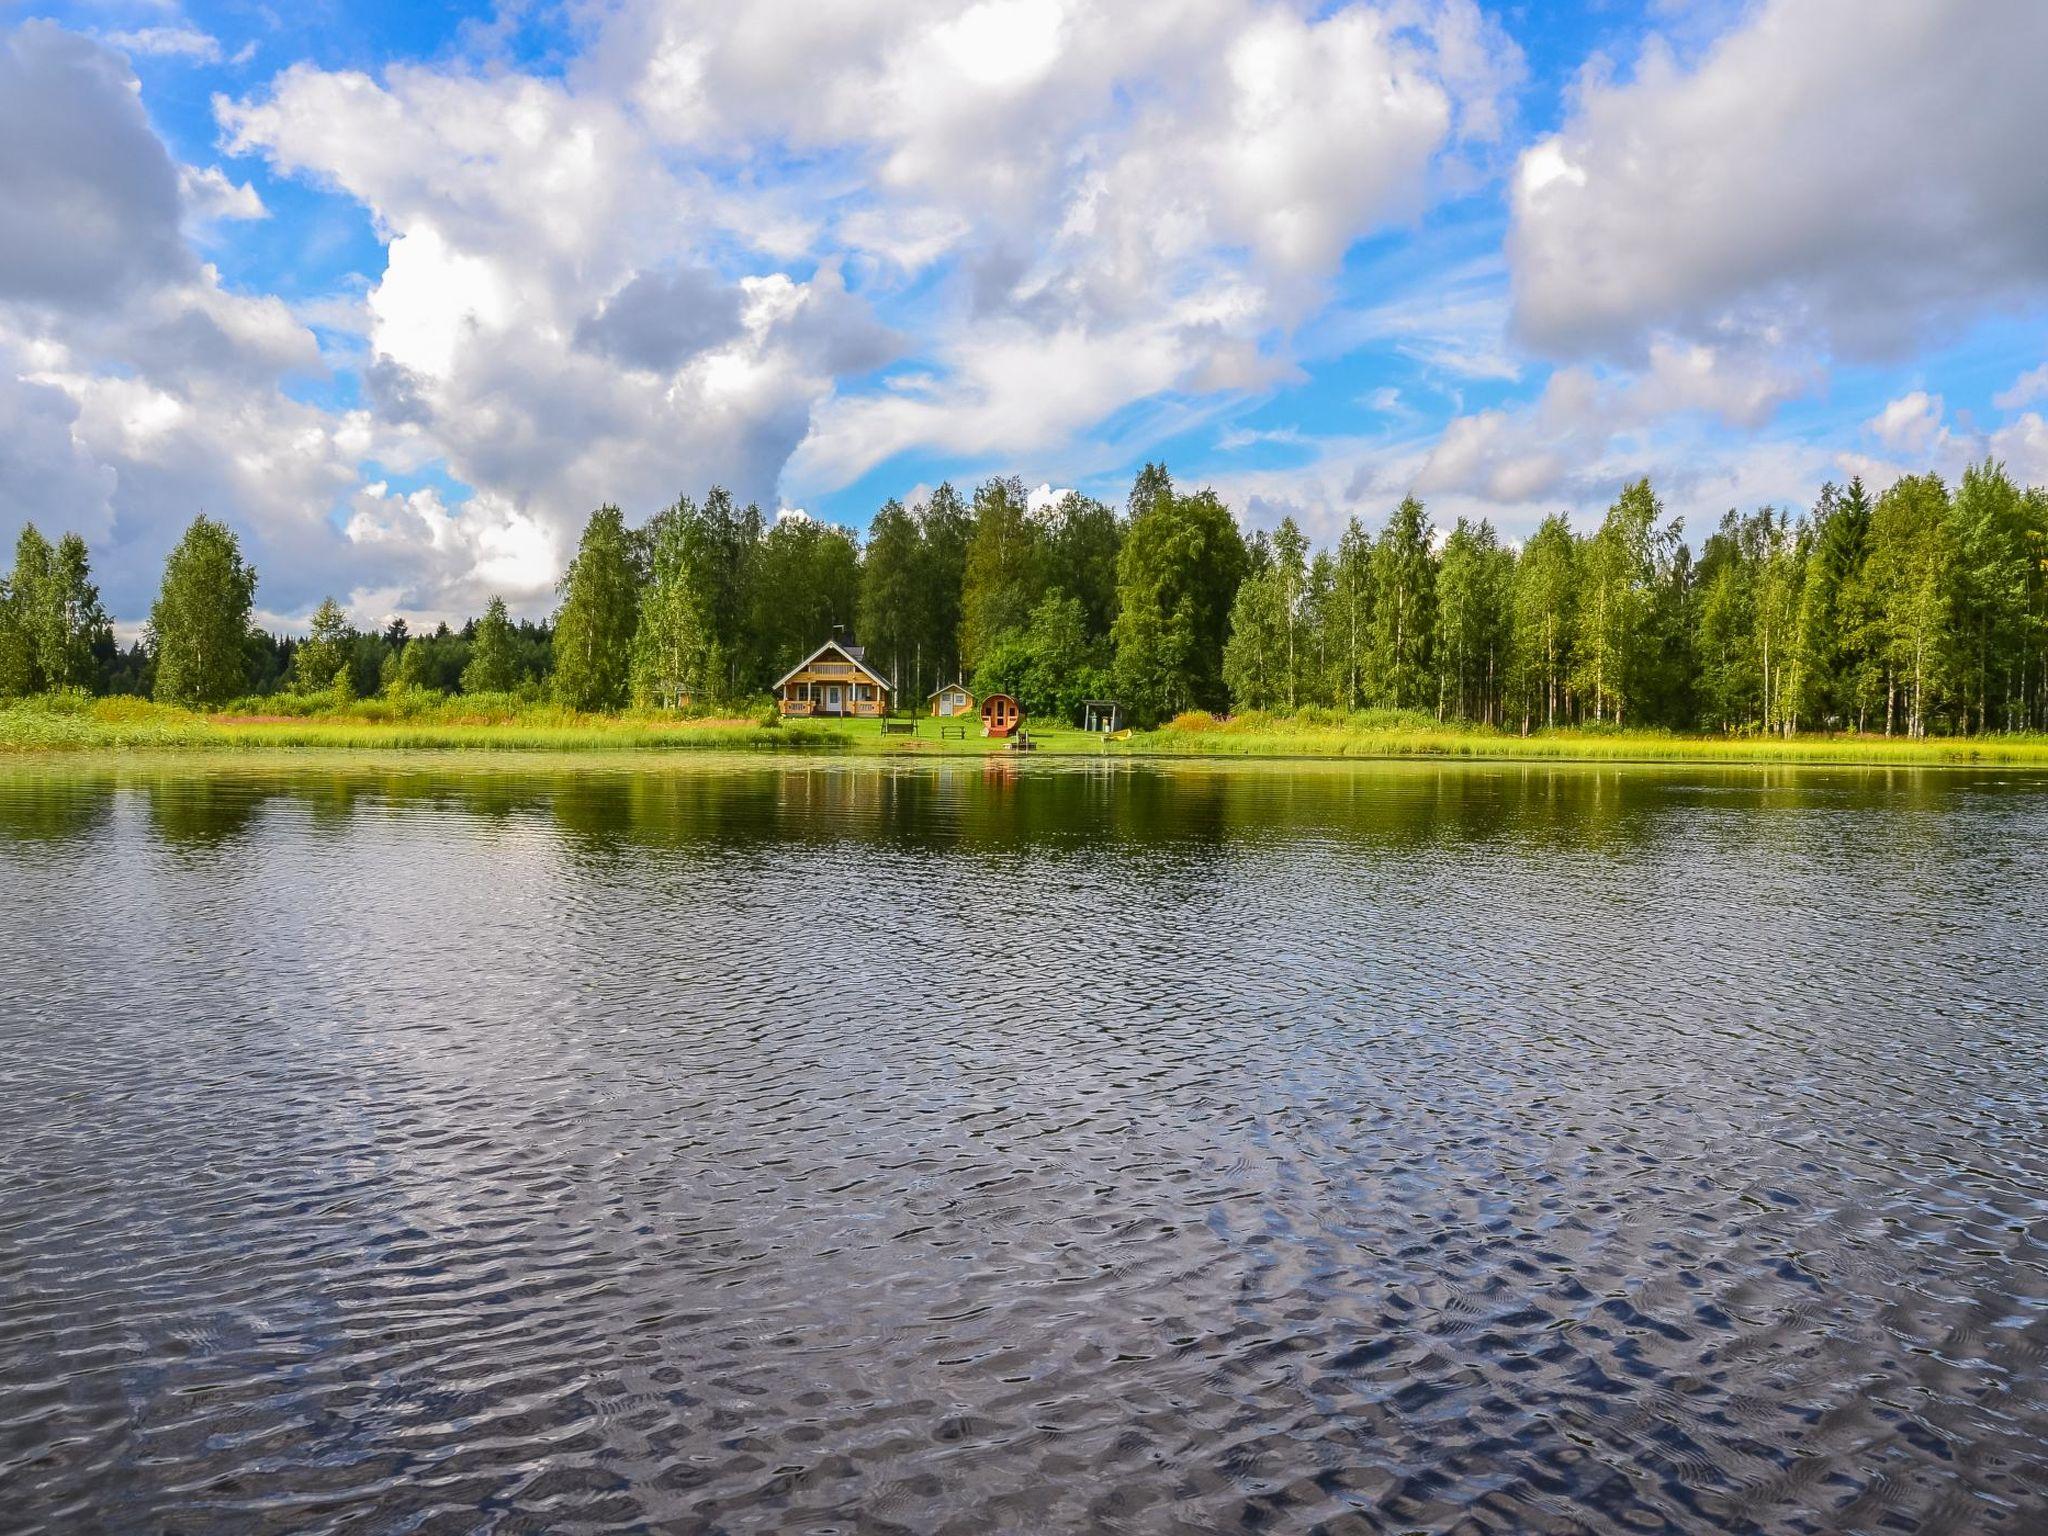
xmin=6 ymin=693 xmax=2048 ymax=767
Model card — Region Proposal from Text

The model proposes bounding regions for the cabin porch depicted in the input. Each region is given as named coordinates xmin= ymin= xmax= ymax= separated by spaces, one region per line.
xmin=779 ymin=679 xmax=889 ymax=718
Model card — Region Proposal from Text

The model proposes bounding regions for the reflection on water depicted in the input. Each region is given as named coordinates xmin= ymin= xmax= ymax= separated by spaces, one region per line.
xmin=2 ymin=756 xmax=2045 ymax=1534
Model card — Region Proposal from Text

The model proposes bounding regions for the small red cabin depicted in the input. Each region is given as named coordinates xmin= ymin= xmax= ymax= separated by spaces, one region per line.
xmin=979 ymin=692 xmax=1022 ymax=738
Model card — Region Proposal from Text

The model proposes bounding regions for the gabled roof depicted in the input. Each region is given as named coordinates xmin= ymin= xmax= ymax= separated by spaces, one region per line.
xmin=926 ymin=679 xmax=973 ymax=699
xmin=773 ymin=638 xmax=893 ymax=692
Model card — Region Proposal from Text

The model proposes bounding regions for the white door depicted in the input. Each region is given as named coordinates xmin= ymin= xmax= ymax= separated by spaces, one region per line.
xmin=827 ymin=685 xmax=842 ymax=712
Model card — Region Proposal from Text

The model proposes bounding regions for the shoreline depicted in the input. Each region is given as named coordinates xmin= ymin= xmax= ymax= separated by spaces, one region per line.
xmin=6 ymin=699 xmax=2048 ymax=769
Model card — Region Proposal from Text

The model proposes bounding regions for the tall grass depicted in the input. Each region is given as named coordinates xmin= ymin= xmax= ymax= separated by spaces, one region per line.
xmin=1139 ymin=707 xmax=2048 ymax=765
xmin=0 ymin=693 xmax=853 ymax=754
xmin=8 ymin=692 xmax=2048 ymax=766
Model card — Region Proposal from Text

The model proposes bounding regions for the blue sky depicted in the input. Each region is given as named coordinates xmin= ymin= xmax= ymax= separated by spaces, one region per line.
xmin=3 ymin=0 xmax=2046 ymax=623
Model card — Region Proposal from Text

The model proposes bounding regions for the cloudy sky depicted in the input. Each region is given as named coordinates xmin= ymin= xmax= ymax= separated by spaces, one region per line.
xmin=3 ymin=0 xmax=2046 ymax=625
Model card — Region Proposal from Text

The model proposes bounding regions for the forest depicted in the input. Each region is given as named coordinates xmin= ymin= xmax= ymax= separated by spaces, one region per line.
xmin=3 ymin=460 xmax=2046 ymax=738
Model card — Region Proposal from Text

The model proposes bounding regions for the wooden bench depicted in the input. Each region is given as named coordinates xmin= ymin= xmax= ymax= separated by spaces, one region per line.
xmin=880 ymin=719 xmax=917 ymax=736
xmin=939 ymin=724 xmax=967 ymax=739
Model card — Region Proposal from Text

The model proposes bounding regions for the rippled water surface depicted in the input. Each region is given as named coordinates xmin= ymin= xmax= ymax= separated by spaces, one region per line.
xmin=2 ymin=756 xmax=2046 ymax=1534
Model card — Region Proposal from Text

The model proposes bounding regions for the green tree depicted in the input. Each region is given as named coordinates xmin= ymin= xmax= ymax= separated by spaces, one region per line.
xmin=1046 ymin=492 xmax=1123 ymax=640
xmin=464 ymin=596 xmax=523 ymax=694
xmin=0 ymin=587 xmax=31 ymax=696
xmin=1949 ymin=460 xmax=2036 ymax=732
xmin=630 ymin=499 xmax=722 ymax=707
xmin=552 ymin=505 xmax=640 ymax=711
xmin=1509 ymin=514 xmax=1577 ymax=729
xmin=1863 ymin=474 xmax=1955 ymax=737
xmin=394 ymin=624 xmax=469 ymax=693
xmin=1300 ymin=550 xmax=1340 ymax=708
xmin=1223 ymin=517 xmax=1309 ymax=712
xmin=973 ymin=590 xmax=1107 ymax=723
xmin=1111 ymin=470 xmax=1248 ymax=722
xmin=691 ymin=487 xmax=764 ymax=694
xmin=959 ymin=476 xmax=1045 ymax=668
xmin=1753 ymin=514 xmax=1802 ymax=734
xmin=1695 ymin=511 xmax=1751 ymax=730
xmin=1573 ymin=480 xmax=1664 ymax=725
xmin=1695 ymin=508 xmax=1801 ymax=734
xmin=2025 ymin=486 xmax=2048 ymax=730
xmin=7 ymin=525 xmax=56 ymax=695
xmin=1834 ymin=477 xmax=1894 ymax=731
xmin=1 ymin=527 xmax=54 ymax=695
xmin=292 ymin=597 xmax=353 ymax=693
xmin=1365 ymin=496 xmax=1435 ymax=709
xmin=1330 ymin=518 xmax=1372 ymax=709
xmin=1223 ymin=556 xmax=1282 ymax=712
xmin=857 ymin=499 xmax=925 ymax=701
xmin=1789 ymin=481 xmax=1871 ymax=730
xmin=914 ymin=482 xmax=973 ymax=697
xmin=749 ymin=515 xmax=862 ymax=681
xmin=149 ymin=515 xmax=257 ymax=707
xmin=4 ymin=529 xmax=108 ymax=693
xmin=1432 ymin=518 xmax=1510 ymax=723
xmin=1126 ymin=462 xmax=1174 ymax=521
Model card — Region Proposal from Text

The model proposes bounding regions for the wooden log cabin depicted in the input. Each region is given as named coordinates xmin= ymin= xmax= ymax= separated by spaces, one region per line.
xmin=774 ymin=635 xmax=894 ymax=718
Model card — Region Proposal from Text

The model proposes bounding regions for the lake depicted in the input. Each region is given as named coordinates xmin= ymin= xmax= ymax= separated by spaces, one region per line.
xmin=1 ymin=756 xmax=2044 ymax=1533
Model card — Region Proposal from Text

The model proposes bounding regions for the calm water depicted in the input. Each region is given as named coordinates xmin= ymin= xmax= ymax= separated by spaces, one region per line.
xmin=1 ymin=756 xmax=2045 ymax=1534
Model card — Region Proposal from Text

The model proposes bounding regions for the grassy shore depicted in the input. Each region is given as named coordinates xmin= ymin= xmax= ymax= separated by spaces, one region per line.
xmin=6 ymin=693 xmax=2048 ymax=766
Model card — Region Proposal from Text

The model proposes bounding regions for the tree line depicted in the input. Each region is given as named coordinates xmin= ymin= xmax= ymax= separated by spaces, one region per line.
xmin=5 ymin=460 xmax=2045 ymax=736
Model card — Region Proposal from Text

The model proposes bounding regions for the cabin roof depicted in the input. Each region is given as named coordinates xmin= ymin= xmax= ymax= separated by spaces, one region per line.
xmin=772 ymin=638 xmax=893 ymax=692
xmin=926 ymin=680 xmax=973 ymax=699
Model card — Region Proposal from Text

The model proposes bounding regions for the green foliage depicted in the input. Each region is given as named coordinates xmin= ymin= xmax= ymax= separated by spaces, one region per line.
xmin=1366 ymin=496 xmax=1435 ymax=709
xmin=17 ymin=453 xmax=2048 ymax=745
xmin=914 ymin=482 xmax=973 ymax=696
xmin=631 ymin=500 xmax=721 ymax=707
xmin=149 ymin=515 xmax=257 ymax=707
xmin=553 ymin=505 xmax=640 ymax=711
xmin=1046 ymin=492 xmax=1122 ymax=640
xmin=856 ymin=498 xmax=923 ymax=699
xmin=1329 ymin=518 xmax=1373 ymax=709
xmin=393 ymin=626 xmax=470 ymax=694
xmin=1695 ymin=508 xmax=1803 ymax=733
xmin=1 ymin=526 xmax=109 ymax=696
xmin=292 ymin=597 xmax=353 ymax=693
xmin=1861 ymin=473 xmax=1956 ymax=738
xmin=748 ymin=514 xmax=860 ymax=684
xmin=1111 ymin=470 xmax=1247 ymax=722
xmin=1509 ymin=513 xmax=1576 ymax=728
xmin=1572 ymin=479 xmax=1668 ymax=725
xmin=1223 ymin=517 xmax=1310 ymax=712
xmin=959 ymin=476 xmax=1046 ymax=668
xmin=464 ymin=596 xmax=522 ymax=694
xmin=972 ymin=590 xmax=1109 ymax=724
xmin=1431 ymin=518 xmax=1511 ymax=724
xmin=1949 ymin=460 xmax=2038 ymax=732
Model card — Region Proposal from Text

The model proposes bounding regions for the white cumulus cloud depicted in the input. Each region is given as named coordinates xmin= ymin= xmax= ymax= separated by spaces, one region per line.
xmin=1509 ymin=0 xmax=2048 ymax=362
